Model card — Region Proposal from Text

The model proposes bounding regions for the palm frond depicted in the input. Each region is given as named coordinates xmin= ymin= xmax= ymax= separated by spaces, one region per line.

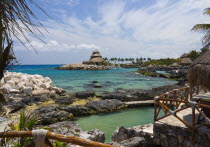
xmin=192 ymin=24 xmax=210 ymax=31
xmin=0 ymin=0 xmax=48 ymax=80
xmin=204 ymin=8 xmax=210 ymax=15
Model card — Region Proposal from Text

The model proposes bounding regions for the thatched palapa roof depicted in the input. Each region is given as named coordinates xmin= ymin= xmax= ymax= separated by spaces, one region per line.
xmin=170 ymin=62 xmax=180 ymax=67
xmin=188 ymin=49 xmax=210 ymax=90
xmin=89 ymin=49 xmax=104 ymax=63
xmin=180 ymin=58 xmax=192 ymax=65
xmin=180 ymin=53 xmax=189 ymax=58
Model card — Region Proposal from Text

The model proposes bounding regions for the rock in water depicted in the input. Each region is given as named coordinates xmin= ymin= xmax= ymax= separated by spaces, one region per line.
xmin=85 ymin=99 xmax=126 ymax=112
xmin=92 ymin=81 xmax=99 ymax=83
xmin=94 ymin=84 xmax=102 ymax=88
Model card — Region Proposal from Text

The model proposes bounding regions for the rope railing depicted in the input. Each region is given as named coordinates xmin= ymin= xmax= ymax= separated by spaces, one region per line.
xmin=154 ymin=86 xmax=210 ymax=144
xmin=0 ymin=130 xmax=117 ymax=147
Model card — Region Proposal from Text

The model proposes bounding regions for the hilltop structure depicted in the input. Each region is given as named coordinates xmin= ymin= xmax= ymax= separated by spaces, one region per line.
xmin=83 ymin=50 xmax=105 ymax=65
xmin=56 ymin=49 xmax=110 ymax=70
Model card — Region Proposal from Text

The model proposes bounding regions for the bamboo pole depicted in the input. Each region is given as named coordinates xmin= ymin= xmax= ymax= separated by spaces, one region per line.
xmin=158 ymin=98 xmax=188 ymax=103
xmin=0 ymin=131 xmax=117 ymax=147
xmin=197 ymin=103 xmax=210 ymax=109
xmin=154 ymin=100 xmax=157 ymax=121
xmin=191 ymin=106 xmax=195 ymax=144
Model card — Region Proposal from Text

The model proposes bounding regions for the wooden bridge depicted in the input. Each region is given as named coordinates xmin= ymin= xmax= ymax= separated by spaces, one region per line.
xmin=154 ymin=86 xmax=210 ymax=144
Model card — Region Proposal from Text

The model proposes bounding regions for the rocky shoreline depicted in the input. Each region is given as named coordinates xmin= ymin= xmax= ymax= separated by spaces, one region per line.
xmin=135 ymin=66 xmax=188 ymax=86
xmin=0 ymin=71 xmax=186 ymax=146
xmin=56 ymin=63 xmax=111 ymax=70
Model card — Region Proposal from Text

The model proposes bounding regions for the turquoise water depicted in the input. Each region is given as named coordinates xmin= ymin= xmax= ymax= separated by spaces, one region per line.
xmin=75 ymin=107 xmax=154 ymax=142
xmin=12 ymin=65 xmax=176 ymax=93
xmin=156 ymin=70 xmax=170 ymax=74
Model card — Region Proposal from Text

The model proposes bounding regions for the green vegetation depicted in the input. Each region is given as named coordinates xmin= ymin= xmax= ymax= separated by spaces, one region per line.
xmin=0 ymin=111 xmax=38 ymax=147
xmin=187 ymin=50 xmax=201 ymax=61
xmin=142 ymin=58 xmax=181 ymax=66
xmin=187 ymin=48 xmax=209 ymax=61
xmin=53 ymin=141 xmax=68 ymax=147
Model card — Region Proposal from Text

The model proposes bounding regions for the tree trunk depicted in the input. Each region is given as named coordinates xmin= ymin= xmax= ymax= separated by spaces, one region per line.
xmin=0 ymin=4 xmax=4 ymax=81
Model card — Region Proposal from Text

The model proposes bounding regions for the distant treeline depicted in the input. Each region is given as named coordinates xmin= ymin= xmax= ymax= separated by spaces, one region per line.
xmin=103 ymin=48 xmax=208 ymax=66
xmin=142 ymin=58 xmax=181 ymax=66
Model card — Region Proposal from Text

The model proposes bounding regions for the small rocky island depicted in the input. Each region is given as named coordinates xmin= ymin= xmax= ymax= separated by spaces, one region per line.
xmin=56 ymin=50 xmax=111 ymax=70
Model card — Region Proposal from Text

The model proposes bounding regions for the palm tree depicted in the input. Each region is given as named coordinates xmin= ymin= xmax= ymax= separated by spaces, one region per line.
xmin=0 ymin=1 xmax=47 ymax=80
xmin=192 ymin=8 xmax=210 ymax=49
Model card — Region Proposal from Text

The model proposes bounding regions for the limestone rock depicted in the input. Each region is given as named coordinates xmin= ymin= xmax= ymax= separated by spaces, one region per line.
xmin=23 ymin=87 xmax=32 ymax=95
xmin=6 ymin=80 xmax=15 ymax=88
xmin=9 ymin=89 xmax=20 ymax=93
xmin=79 ymin=129 xmax=105 ymax=143
xmin=0 ymin=72 xmax=60 ymax=95
xmin=0 ymin=84 xmax=11 ymax=94
xmin=51 ymin=87 xmax=62 ymax=94
xmin=4 ymin=75 xmax=12 ymax=82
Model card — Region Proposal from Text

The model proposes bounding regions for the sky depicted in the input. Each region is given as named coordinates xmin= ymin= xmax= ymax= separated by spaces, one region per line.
xmin=14 ymin=0 xmax=210 ymax=64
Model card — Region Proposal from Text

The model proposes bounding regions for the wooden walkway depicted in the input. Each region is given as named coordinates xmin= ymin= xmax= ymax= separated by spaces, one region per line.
xmin=125 ymin=100 xmax=154 ymax=107
xmin=192 ymin=91 xmax=210 ymax=100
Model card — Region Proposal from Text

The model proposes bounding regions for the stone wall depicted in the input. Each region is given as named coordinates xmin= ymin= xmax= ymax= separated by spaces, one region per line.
xmin=153 ymin=121 xmax=210 ymax=147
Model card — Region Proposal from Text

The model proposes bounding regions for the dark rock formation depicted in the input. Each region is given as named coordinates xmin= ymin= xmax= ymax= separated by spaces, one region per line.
xmin=55 ymin=96 xmax=74 ymax=105
xmin=85 ymin=99 xmax=126 ymax=112
xmin=111 ymin=124 xmax=155 ymax=147
xmin=103 ymin=89 xmax=149 ymax=102
xmin=92 ymin=81 xmax=99 ymax=83
xmin=8 ymin=101 xmax=26 ymax=113
xmin=103 ymin=85 xmax=181 ymax=102
xmin=35 ymin=105 xmax=73 ymax=125
xmin=62 ymin=105 xmax=91 ymax=116
xmin=21 ymin=95 xmax=50 ymax=105
xmin=75 ymin=91 xmax=95 ymax=98
xmin=94 ymin=84 xmax=102 ymax=88
xmin=136 ymin=66 xmax=188 ymax=86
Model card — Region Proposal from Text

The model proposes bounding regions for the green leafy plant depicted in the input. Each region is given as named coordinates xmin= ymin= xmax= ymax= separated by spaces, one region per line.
xmin=0 ymin=111 xmax=38 ymax=147
xmin=53 ymin=141 xmax=68 ymax=147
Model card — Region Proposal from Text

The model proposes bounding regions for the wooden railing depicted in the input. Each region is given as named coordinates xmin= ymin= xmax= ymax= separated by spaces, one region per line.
xmin=0 ymin=131 xmax=117 ymax=147
xmin=154 ymin=86 xmax=210 ymax=144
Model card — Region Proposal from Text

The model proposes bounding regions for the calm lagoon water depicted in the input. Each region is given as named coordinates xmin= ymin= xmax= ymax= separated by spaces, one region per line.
xmin=76 ymin=107 xmax=154 ymax=142
xmin=12 ymin=65 xmax=176 ymax=94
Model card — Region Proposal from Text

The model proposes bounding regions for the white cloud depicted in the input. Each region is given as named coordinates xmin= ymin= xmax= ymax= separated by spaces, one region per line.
xmin=17 ymin=39 xmax=100 ymax=52
xmin=15 ymin=0 xmax=210 ymax=64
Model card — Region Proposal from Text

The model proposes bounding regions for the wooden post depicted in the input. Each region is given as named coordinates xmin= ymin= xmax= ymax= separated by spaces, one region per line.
xmin=192 ymin=105 xmax=196 ymax=145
